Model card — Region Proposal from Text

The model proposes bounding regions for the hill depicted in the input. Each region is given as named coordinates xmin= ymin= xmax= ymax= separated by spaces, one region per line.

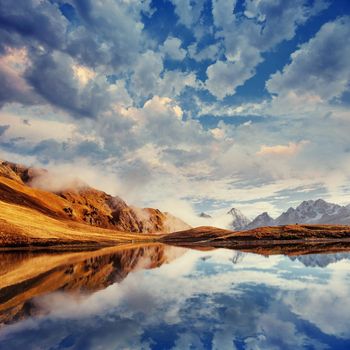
xmin=0 ymin=160 xmax=189 ymax=247
xmin=160 ymin=224 xmax=350 ymax=252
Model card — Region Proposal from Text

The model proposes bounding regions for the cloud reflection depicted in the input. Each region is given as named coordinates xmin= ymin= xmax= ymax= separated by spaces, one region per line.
xmin=1 ymin=249 xmax=350 ymax=350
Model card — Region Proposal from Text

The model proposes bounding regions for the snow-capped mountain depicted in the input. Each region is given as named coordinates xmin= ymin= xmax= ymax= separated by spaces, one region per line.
xmin=245 ymin=212 xmax=275 ymax=230
xmin=290 ymin=253 xmax=350 ymax=268
xmin=247 ymin=199 xmax=350 ymax=229
xmin=197 ymin=199 xmax=350 ymax=230
xmin=199 ymin=212 xmax=212 ymax=218
xmin=227 ymin=208 xmax=250 ymax=231
xmin=275 ymin=199 xmax=343 ymax=225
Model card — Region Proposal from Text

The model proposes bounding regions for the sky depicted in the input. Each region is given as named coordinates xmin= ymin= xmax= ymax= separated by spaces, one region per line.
xmin=0 ymin=0 xmax=350 ymax=224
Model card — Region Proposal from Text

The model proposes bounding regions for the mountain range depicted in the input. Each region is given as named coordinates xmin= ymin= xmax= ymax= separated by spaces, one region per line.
xmin=201 ymin=199 xmax=350 ymax=230
xmin=1 ymin=159 xmax=350 ymax=249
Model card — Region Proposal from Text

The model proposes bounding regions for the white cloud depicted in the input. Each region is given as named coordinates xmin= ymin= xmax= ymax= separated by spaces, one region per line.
xmin=205 ymin=0 xmax=328 ymax=99
xmin=206 ymin=52 xmax=262 ymax=99
xmin=257 ymin=141 xmax=309 ymax=156
xmin=267 ymin=16 xmax=350 ymax=102
xmin=161 ymin=37 xmax=186 ymax=60
xmin=212 ymin=0 xmax=236 ymax=29
xmin=130 ymin=50 xmax=164 ymax=99
xmin=0 ymin=109 xmax=77 ymax=143
xmin=188 ymin=42 xmax=221 ymax=62
xmin=170 ymin=0 xmax=205 ymax=28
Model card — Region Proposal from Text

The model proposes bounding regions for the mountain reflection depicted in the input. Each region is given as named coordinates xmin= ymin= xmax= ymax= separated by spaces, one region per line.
xmin=0 ymin=244 xmax=186 ymax=327
xmin=1 ymin=245 xmax=350 ymax=350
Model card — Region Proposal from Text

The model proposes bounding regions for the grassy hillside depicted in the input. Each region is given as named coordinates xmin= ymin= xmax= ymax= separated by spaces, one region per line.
xmin=0 ymin=160 xmax=190 ymax=236
xmin=0 ymin=200 xmax=157 ymax=248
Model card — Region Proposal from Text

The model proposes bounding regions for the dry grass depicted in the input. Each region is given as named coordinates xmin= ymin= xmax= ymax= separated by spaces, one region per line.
xmin=0 ymin=200 xmax=157 ymax=247
xmin=161 ymin=224 xmax=350 ymax=245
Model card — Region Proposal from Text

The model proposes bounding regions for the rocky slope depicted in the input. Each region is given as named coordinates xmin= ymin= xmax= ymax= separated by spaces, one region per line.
xmin=245 ymin=212 xmax=275 ymax=230
xmin=0 ymin=160 xmax=190 ymax=238
xmin=227 ymin=208 xmax=251 ymax=230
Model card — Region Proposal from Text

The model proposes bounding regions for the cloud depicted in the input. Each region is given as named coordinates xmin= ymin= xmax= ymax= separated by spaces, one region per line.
xmin=212 ymin=0 xmax=236 ymax=29
xmin=130 ymin=50 xmax=163 ymax=100
xmin=284 ymin=260 xmax=350 ymax=339
xmin=0 ymin=110 xmax=77 ymax=143
xmin=0 ymin=0 xmax=349 ymax=223
xmin=206 ymin=51 xmax=262 ymax=99
xmin=257 ymin=141 xmax=309 ymax=156
xmin=0 ymin=124 xmax=9 ymax=136
xmin=267 ymin=16 xmax=350 ymax=102
xmin=2 ymin=249 xmax=346 ymax=349
xmin=26 ymin=51 xmax=114 ymax=118
xmin=161 ymin=37 xmax=186 ymax=60
xmin=0 ymin=47 xmax=39 ymax=106
xmin=0 ymin=0 xmax=68 ymax=51
xmin=188 ymin=42 xmax=220 ymax=62
xmin=67 ymin=0 xmax=146 ymax=70
xmin=170 ymin=0 xmax=205 ymax=28
xmin=205 ymin=0 xmax=328 ymax=99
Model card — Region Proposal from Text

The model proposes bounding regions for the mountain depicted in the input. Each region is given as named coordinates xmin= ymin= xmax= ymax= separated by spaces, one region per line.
xmin=161 ymin=225 xmax=350 ymax=250
xmin=246 ymin=199 xmax=350 ymax=229
xmin=245 ymin=212 xmax=275 ymax=230
xmin=0 ymin=160 xmax=190 ymax=247
xmin=227 ymin=208 xmax=250 ymax=230
xmin=290 ymin=253 xmax=350 ymax=268
xmin=199 ymin=212 xmax=212 ymax=218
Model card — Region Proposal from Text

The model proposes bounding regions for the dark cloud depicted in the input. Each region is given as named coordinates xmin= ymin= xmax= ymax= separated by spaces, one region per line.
xmin=25 ymin=51 xmax=112 ymax=118
xmin=0 ymin=61 xmax=39 ymax=108
xmin=65 ymin=0 xmax=145 ymax=70
xmin=0 ymin=0 xmax=68 ymax=51
xmin=0 ymin=124 xmax=9 ymax=136
xmin=0 ymin=0 xmax=150 ymax=117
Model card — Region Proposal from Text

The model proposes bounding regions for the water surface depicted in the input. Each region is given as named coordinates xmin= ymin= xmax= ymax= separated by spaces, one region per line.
xmin=1 ymin=245 xmax=350 ymax=349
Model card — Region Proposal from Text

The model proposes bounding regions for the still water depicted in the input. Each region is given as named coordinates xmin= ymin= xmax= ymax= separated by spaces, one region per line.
xmin=1 ymin=244 xmax=350 ymax=350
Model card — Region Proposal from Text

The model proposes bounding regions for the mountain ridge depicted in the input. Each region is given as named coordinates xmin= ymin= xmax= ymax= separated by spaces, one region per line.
xmin=206 ymin=199 xmax=350 ymax=230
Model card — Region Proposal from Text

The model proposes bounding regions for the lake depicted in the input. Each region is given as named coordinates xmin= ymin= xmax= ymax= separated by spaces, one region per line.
xmin=1 ymin=244 xmax=350 ymax=349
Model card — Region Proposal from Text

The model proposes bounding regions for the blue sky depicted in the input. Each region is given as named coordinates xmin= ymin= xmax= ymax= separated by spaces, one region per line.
xmin=0 ymin=0 xmax=350 ymax=224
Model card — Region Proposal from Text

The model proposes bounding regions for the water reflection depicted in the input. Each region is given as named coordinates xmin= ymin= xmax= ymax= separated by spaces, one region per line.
xmin=1 ymin=245 xmax=350 ymax=349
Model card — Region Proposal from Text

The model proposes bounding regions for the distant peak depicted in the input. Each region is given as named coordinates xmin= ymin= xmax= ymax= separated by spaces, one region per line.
xmin=199 ymin=212 xmax=212 ymax=218
xmin=227 ymin=207 xmax=242 ymax=215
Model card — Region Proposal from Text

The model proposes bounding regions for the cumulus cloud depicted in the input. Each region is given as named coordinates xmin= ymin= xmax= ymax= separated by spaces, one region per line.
xmin=188 ymin=42 xmax=221 ymax=62
xmin=26 ymin=51 xmax=116 ymax=118
xmin=161 ymin=37 xmax=186 ymax=60
xmin=130 ymin=50 xmax=163 ymax=100
xmin=267 ymin=16 xmax=350 ymax=102
xmin=205 ymin=0 xmax=328 ymax=99
xmin=170 ymin=0 xmax=205 ymax=28
xmin=0 ymin=0 xmax=349 ymax=222
xmin=212 ymin=0 xmax=236 ymax=29
xmin=0 ymin=0 xmax=68 ymax=51
xmin=206 ymin=51 xmax=262 ymax=99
